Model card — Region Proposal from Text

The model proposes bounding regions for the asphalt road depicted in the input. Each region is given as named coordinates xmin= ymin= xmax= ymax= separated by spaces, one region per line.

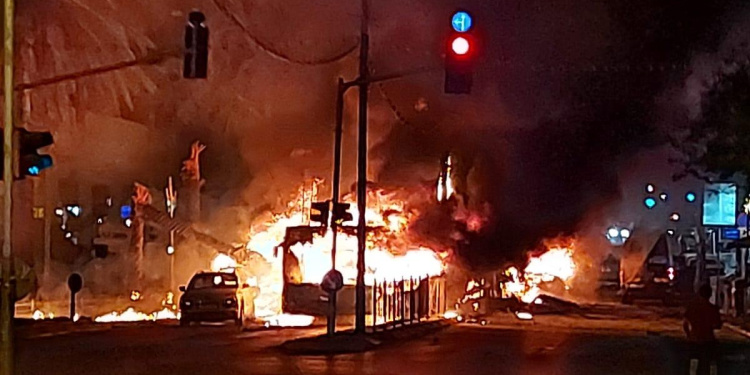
xmin=13 ymin=307 xmax=750 ymax=375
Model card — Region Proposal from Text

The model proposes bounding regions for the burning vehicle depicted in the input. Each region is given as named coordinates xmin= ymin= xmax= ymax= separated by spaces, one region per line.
xmin=446 ymin=241 xmax=579 ymax=322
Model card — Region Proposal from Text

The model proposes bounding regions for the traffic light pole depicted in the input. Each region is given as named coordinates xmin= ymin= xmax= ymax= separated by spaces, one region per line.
xmin=354 ymin=0 xmax=369 ymax=335
xmin=327 ymin=78 xmax=346 ymax=336
xmin=0 ymin=0 xmax=14 ymax=374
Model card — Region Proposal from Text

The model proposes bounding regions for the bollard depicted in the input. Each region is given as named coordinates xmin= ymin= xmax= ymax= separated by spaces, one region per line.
xmin=400 ymin=279 xmax=405 ymax=326
xmin=410 ymin=278 xmax=415 ymax=323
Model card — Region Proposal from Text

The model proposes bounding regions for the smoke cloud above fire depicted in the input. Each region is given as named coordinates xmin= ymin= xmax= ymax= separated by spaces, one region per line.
xmin=15 ymin=0 xmax=750 ymax=272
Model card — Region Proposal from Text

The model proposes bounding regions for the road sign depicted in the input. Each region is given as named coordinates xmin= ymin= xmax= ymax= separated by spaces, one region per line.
xmin=321 ymin=270 xmax=344 ymax=292
xmin=67 ymin=273 xmax=83 ymax=294
xmin=451 ymin=11 xmax=472 ymax=33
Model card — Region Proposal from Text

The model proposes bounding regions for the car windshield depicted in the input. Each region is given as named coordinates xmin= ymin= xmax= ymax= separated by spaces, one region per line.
xmin=188 ymin=273 xmax=238 ymax=290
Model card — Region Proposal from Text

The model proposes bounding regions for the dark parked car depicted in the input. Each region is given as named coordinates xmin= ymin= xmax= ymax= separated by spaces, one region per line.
xmin=179 ymin=272 xmax=249 ymax=326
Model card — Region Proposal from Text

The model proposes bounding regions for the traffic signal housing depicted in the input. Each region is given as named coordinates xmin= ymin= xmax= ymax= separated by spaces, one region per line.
xmin=445 ymin=10 xmax=476 ymax=94
xmin=18 ymin=128 xmax=53 ymax=178
xmin=310 ymin=201 xmax=330 ymax=226
xmin=332 ymin=202 xmax=353 ymax=224
xmin=183 ymin=11 xmax=209 ymax=79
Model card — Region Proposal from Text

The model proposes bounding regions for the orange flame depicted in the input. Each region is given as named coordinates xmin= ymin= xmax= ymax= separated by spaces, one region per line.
xmin=500 ymin=243 xmax=576 ymax=303
xmin=239 ymin=183 xmax=448 ymax=323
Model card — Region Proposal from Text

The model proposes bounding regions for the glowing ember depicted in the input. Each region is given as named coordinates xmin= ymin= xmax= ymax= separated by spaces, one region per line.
xmin=32 ymin=310 xmax=55 ymax=320
xmin=130 ymin=290 xmax=142 ymax=301
xmin=262 ymin=314 xmax=315 ymax=327
xmin=94 ymin=307 xmax=180 ymax=323
xmin=515 ymin=311 xmax=534 ymax=320
xmin=443 ymin=310 xmax=459 ymax=319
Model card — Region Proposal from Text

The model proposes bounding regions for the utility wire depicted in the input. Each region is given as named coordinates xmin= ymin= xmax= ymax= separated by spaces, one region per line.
xmin=210 ymin=0 xmax=358 ymax=66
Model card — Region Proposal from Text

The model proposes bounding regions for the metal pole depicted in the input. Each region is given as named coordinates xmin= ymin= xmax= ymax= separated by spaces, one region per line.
xmin=410 ymin=278 xmax=415 ymax=323
xmin=400 ymin=279 xmax=405 ymax=326
xmin=169 ymin=232 xmax=175 ymax=291
xmin=0 ymin=0 xmax=14 ymax=371
xmin=372 ymin=281 xmax=377 ymax=330
xmin=354 ymin=0 xmax=369 ymax=335
xmin=326 ymin=78 xmax=346 ymax=337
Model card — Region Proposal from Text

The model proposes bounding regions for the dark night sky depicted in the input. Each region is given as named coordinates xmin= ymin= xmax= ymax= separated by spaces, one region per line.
xmin=12 ymin=0 xmax=750 ymax=267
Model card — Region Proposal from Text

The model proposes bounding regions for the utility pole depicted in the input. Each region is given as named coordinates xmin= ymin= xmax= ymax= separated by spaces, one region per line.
xmin=327 ymin=78 xmax=346 ymax=336
xmin=0 ymin=0 xmax=14 ymax=373
xmin=354 ymin=0 xmax=369 ymax=334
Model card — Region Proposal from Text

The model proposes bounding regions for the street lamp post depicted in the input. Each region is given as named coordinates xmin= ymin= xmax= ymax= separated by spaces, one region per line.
xmin=354 ymin=0 xmax=370 ymax=335
xmin=165 ymin=177 xmax=177 ymax=291
xmin=0 ymin=0 xmax=15 ymax=373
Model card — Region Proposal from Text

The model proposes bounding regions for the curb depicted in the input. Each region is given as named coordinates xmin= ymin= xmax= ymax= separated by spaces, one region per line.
xmin=725 ymin=323 xmax=750 ymax=339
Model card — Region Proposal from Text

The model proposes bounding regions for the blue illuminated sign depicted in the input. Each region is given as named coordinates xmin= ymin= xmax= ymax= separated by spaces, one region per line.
xmin=703 ymin=183 xmax=737 ymax=226
xmin=722 ymin=228 xmax=741 ymax=240
xmin=451 ymin=11 xmax=472 ymax=33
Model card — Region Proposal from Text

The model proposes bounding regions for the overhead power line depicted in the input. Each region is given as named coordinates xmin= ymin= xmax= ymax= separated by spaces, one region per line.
xmin=210 ymin=0 xmax=358 ymax=66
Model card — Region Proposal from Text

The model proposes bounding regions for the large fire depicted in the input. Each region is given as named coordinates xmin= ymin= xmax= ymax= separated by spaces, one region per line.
xmin=94 ymin=307 xmax=179 ymax=323
xmin=90 ymin=181 xmax=448 ymax=326
xmin=234 ymin=181 xmax=448 ymax=324
xmin=500 ymin=244 xmax=576 ymax=304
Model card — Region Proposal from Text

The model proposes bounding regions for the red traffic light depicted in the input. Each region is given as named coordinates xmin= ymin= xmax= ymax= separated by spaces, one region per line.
xmin=451 ymin=36 xmax=470 ymax=55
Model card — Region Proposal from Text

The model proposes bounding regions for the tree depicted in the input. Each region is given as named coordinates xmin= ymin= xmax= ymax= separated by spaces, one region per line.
xmin=675 ymin=63 xmax=750 ymax=182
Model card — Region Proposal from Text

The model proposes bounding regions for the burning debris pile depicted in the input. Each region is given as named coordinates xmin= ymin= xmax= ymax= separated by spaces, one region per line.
xmin=500 ymin=245 xmax=576 ymax=304
xmin=447 ymin=240 xmax=579 ymax=322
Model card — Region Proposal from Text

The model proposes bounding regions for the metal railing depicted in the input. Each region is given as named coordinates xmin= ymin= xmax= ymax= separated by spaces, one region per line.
xmin=370 ymin=275 xmax=445 ymax=331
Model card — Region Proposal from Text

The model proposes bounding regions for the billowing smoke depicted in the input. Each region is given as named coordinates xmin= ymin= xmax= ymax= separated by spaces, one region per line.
xmin=15 ymin=0 xmax=750 ymax=282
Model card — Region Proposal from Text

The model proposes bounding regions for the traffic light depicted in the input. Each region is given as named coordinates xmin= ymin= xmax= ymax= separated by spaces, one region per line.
xmin=18 ymin=128 xmax=53 ymax=178
xmin=445 ymin=10 xmax=475 ymax=94
xmin=310 ymin=201 xmax=330 ymax=226
xmin=183 ymin=11 xmax=209 ymax=79
xmin=332 ymin=202 xmax=353 ymax=224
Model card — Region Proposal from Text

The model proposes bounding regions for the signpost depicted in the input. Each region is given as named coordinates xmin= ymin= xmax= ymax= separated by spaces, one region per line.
xmin=321 ymin=269 xmax=343 ymax=336
xmin=67 ymin=273 xmax=82 ymax=321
